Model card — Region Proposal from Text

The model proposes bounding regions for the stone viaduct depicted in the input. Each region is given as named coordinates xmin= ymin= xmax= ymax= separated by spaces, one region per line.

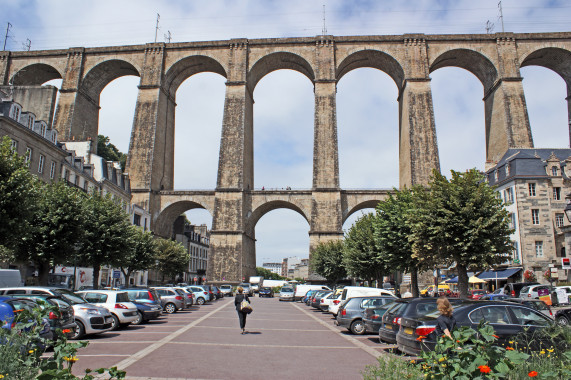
xmin=1 ymin=32 xmax=570 ymax=283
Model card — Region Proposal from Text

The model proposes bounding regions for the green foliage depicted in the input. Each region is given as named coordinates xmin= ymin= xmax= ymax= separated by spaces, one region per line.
xmin=0 ymin=135 xmax=39 ymax=251
xmin=419 ymin=322 xmax=529 ymax=379
xmin=153 ymin=238 xmax=189 ymax=283
xmin=16 ymin=181 xmax=86 ymax=285
xmin=0 ymin=300 xmax=125 ymax=379
xmin=96 ymin=135 xmax=126 ymax=171
xmin=311 ymin=240 xmax=347 ymax=286
xmin=412 ymin=169 xmax=513 ymax=298
xmin=78 ymin=190 xmax=132 ymax=288
xmin=114 ymin=225 xmax=157 ymax=285
xmin=344 ymin=213 xmax=388 ymax=283
xmin=255 ymin=266 xmax=285 ymax=280
xmin=362 ymin=354 xmax=423 ymax=380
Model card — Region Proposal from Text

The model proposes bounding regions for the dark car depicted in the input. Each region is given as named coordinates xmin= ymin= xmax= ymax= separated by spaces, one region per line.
xmin=5 ymin=294 xmax=77 ymax=340
xmin=121 ymin=288 xmax=163 ymax=324
xmin=554 ymin=307 xmax=571 ymax=326
xmin=379 ymin=298 xmax=466 ymax=344
xmin=336 ymin=296 xmax=395 ymax=335
xmin=212 ymin=286 xmax=223 ymax=299
xmin=397 ymin=300 xmax=553 ymax=356
xmin=479 ymin=294 xmax=512 ymax=301
xmin=0 ymin=297 xmax=52 ymax=341
xmin=131 ymin=301 xmax=162 ymax=324
xmin=310 ymin=290 xmax=332 ymax=309
xmin=503 ymin=282 xmax=540 ymax=298
xmin=303 ymin=290 xmax=319 ymax=305
xmin=258 ymin=287 xmax=274 ymax=298
xmin=363 ymin=302 xmax=397 ymax=334
xmin=505 ymin=298 xmax=553 ymax=319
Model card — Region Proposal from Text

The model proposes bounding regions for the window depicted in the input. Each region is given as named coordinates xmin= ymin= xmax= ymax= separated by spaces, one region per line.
xmin=562 ymin=247 xmax=567 ymax=258
xmin=556 ymin=213 xmax=565 ymax=228
xmin=494 ymin=170 xmax=499 ymax=181
xmin=513 ymin=241 xmax=519 ymax=262
xmin=531 ymin=209 xmax=540 ymax=225
xmin=505 ymin=164 xmax=510 ymax=176
xmin=504 ymin=187 xmax=514 ymax=204
xmin=40 ymin=124 xmax=46 ymax=137
xmin=49 ymin=162 xmax=56 ymax=179
xmin=552 ymin=166 xmax=558 ymax=176
xmin=535 ymin=241 xmax=544 ymax=257
xmin=10 ymin=139 xmax=18 ymax=152
xmin=528 ymin=183 xmax=536 ymax=196
xmin=509 ymin=213 xmax=517 ymax=229
xmin=469 ymin=306 xmax=511 ymax=324
xmin=511 ymin=307 xmax=550 ymax=327
xmin=133 ymin=214 xmax=141 ymax=226
xmin=38 ymin=154 xmax=45 ymax=174
xmin=553 ymin=187 xmax=561 ymax=200
xmin=25 ymin=147 xmax=32 ymax=166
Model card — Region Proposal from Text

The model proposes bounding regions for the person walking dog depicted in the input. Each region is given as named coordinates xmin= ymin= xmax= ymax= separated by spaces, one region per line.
xmin=235 ymin=286 xmax=251 ymax=334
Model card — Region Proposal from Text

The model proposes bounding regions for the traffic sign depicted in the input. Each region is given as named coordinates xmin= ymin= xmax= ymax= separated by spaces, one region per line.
xmin=563 ymin=257 xmax=571 ymax=270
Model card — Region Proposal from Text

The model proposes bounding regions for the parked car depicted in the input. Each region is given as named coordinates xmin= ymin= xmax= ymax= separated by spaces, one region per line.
xmin=479 ymin=294 xmax=512 ymax=301
xmin=76 ymin=290 xmax=138 ymax=330
xmin=294 ymin=285 xmax=331 ymax=301
xmin=303 ymin=290 xmax=319 ymax=305
xmin=0 ymin=286 xmax=112 ymax=339
xmin=151 ymin=287 xmax=186 ymax=313
xmin=188 ymin=286 xmax=210 ymax=305
xmin=553 ymin=286 xmax=571 ymax=306
xmin=279 ymin=286 xmax=295 ymax=301
xmin=173 ymin=287 xmax=194 ymax=308
xmin=238 ymin=283 xmax=253 ymax=297
xmin=379 ymin=298 xmax=466 ymax=344
xmin=310 ymin=290 xmax=332 ymax=309
xmin=364 ymin=302 xmax=398 ymax=334
xmin=0 ymin=296 xmax=52 ymax=341
xmin=519 ymin=284 xmax=553 ymax=300
xmin=554 ymin=307 xmax=571 ymax=326
xmin=503 ymin=282 xmax=540 ymax=298
xmin=397 ymin=300 xmax=553 ymax=356
xmin=336 ymin=296 xmax=395 ymax=335
xmin=328 ymin=294 xmax=344 ymax=316
xmin=468 ymin=289 xmax=488 ymax=300
xmin=420 ymin=285 xmax=451 ymax=297
xmin=121 ymin=288 xmax=162 ymax=308
xmin=198 ymin=285 xmax=217 ymax=301
xmin=319 ymin=292 xmax=338 ymax=312
xmin=5 ymin=294 xmax=77 ymax=340
xmin=258 ymin=287 xmax=274 ymax=298
xmin=219 ymin=285 xmax=234 ymax=297
xmin=131 ymin=301 xmax=162 ymax=325
xmin=211 ymin=286 xmax=223 ymax=299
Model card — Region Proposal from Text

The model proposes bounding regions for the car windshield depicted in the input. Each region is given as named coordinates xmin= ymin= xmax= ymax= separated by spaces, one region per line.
xmin=524 ymin=301 xmax=549 ymax=310
xmin=281 ymin=288 xmax=293 ymax=292
xmin=52 ymin=289 xmax=88 ymax=304
xmin=260 ymin=287 xmax=270 ymax=291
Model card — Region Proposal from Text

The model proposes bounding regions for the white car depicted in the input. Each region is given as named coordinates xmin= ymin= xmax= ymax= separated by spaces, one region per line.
xmin=518 ymin=284 xmax=553 ymax=300
xmin=77 ymin=290 xmax=138 ymax=330
xmin=279 ymin=286 xmax=295 ymax=301
xmin=319 ymin=292 xmax=338 ymax=312
xmin=328 ymin=294 xmax=343 ymax=316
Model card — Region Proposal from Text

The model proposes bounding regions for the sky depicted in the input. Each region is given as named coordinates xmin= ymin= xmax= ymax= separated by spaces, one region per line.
xmin=2 ymin=0 xmax=570 ymax=266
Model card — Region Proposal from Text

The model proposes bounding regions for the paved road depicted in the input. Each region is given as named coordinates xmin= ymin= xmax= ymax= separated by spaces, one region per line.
xmin=71 ymin=296 xmax=392 ymax=380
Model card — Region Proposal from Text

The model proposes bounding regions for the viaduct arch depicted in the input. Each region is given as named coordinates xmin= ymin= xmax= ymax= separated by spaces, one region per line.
xmin=1 ymin=32 xmax=570 ymax=283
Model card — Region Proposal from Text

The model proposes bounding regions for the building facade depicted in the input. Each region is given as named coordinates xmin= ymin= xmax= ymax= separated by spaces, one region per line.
xmin=173 ymin=216 xmax=210 ymax=284
xmin=262 ymin=262 xmax=282 ymax=275
xmin=486 ymin=149 xmax=571 ymax=282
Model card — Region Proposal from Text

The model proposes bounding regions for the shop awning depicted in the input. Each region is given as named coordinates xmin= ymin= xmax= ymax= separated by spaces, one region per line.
xmin=477 ymin=268 xmax=522 ymax=280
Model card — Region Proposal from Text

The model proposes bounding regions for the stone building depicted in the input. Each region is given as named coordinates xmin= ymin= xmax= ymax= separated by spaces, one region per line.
xmin=262 ymin=262 xmax=282 ymax=275
xmin=292 ymin=259 xmax=309 ymax=280
xmin=173 ymin=216 xmax=210 ymax=284
xmin=486 ymin=148 xmax=571 ymax=282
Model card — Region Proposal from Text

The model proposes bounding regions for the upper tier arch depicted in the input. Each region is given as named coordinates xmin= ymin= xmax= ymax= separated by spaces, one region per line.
xmin=520 ymin=47 xmax=571 ymax=95
xmin=11 ymin=63 xmax=62 ymax=85
xmin=80 ymin=59 xmax=140 ymax=102
xmin=336 ymin=50 xmax=405 ymax=91
xmin=164 ymin=55 xmax=227 ymax=97
xmin=248 ymin=52 xmax=315 ymax=92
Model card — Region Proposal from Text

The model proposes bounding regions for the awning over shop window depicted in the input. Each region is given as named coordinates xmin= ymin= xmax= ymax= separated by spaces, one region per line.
xmin=477 ymin=268 xmax=522 ymax=280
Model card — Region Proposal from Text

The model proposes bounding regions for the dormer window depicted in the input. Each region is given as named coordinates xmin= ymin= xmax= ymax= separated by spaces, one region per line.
xmin=552 ymin=166 xmax=558 ymax=176
xmin=28 ymin=116 xmax=35 ymax=128
xmin=494 ymin=170 xmax=499 ymax=181
xmin=505 ymin=163 xmax=510 ymax=176
xmin=10 ymin=104 xmax=21 ymax=121
xmin=40 ymin=123 xmax=46 ymax=137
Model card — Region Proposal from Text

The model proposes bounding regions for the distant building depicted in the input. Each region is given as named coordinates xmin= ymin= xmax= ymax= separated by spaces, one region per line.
xmin=173 ymin=216 xmax=210 ymax=284
xmin=292 ymin=259 xmax=309 ymax=280
xmin=262 ymin=262 xmax=282 ymax=275
xmin=486 ymin=148 xmax=571 ymax=283
xmin=281 ymin=256 xmax=302 ymax=277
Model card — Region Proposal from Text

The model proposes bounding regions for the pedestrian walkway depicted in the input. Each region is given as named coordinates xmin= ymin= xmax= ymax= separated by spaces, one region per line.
xmin=72 ymin=297 xmax=382 ymax=379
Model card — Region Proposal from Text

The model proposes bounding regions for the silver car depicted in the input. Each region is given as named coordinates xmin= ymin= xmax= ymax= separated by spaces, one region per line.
xmin=279 ymin=286 xmax=295 ymax=301
xmin=152 ymin=287 xmax=186 ymax=313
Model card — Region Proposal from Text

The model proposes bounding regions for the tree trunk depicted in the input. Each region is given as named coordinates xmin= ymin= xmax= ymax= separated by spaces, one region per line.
xmin=37 ymin=261 xmax=50 ymax=286
xmin=457 ymin=264 xmax=469 ymax=299
xmin=121 ymin=268 xmax=132 ymax=287
xmin=411 ymin=268 xmax=420 ymax=298
xmin=93 ymin=264 xmax=100 ymax=290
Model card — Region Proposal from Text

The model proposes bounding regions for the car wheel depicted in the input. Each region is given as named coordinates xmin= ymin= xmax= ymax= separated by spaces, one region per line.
xmin=350 ymin=319 xmax=366 ymax=335
xmin=72 ymin=320 xmax=85 ymax=340
xmin=557 ymin=316 xmax=569 ymax=326
xmin=197 ymin=297 xmax=205 ymax=305
xmin=164 ymin=303 xmax=176 ymax=314
xmin=132 ymin=311 xmax=144 ymax=325
xmin=110 ymin=314 xmax=120 ymax=331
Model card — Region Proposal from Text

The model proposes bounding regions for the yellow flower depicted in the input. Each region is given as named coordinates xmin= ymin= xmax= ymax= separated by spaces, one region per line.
xmin=439 ymin=357 xmax=446 ymax=362
xmin=540 ymin=350 xmax=546 ymax=355
xmin=0 ymin=375 xmax=5 ymax=379
xmin=509 ymin=341 xmax=514 ymax=344
xmin=410 ymin=360 xmax=416 ymax=364
xmin=28 ymin=350 xmax=34 ymax=354
xmin=441 ymin=364 xmax=447 ymax=368
xmin=63 ymin=356 xmax=78 ymax=363
xmin=547 ymin=348 xmax=554 ymax=353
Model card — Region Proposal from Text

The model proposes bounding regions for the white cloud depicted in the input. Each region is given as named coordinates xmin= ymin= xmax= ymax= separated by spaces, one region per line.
xmin=4 ymin=0 xmax=569 ymax=266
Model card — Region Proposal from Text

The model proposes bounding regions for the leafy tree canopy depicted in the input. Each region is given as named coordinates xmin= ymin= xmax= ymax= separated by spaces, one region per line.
xmin=154 ymin=238 xmax=189 ymax=283
xmin=310 ymin=240 xmax=347 ymax=287
xmin=114 ymin=225 xmax=157 ymax=285
xmin=97 ymin=135 xmax=126 ymax=171
xmin=255 ymin=267 xmax=285 ymax=280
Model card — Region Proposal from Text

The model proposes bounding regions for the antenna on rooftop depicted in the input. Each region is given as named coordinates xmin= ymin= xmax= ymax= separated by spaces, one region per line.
xmin=164 ymin=31 xmax=172 ymax=43
xmin=3 ymin=22 xmax=12 ymax=51
xmin=498 ymin=1 xmax=505 ymax=32
xmin=154 ymin=13 xmax=160 ymax=43
xmin=322 ymin=4 xmax=327 ymax=35
xmin=22 ymin=38 xmax=31 ymax=51
xmin=485 ymin=20 xmax=495 ymax=34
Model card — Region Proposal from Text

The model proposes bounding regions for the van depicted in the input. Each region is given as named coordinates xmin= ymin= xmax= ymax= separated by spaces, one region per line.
xmin=0 ymin=269 xmax=22 ymax=287
xmin=293 ymin=285 xmax=331 ymax=301
xmin=340 ymin=286 xmax=395 ymax=302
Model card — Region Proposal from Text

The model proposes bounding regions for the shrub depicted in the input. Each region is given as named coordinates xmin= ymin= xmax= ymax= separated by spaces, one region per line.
xmin=362 ymin=354 xmax=423 ymax=380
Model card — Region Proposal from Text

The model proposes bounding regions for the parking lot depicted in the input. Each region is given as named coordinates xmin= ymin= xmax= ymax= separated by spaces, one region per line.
xmin=71 ymin=296 xmax=387 ymax=379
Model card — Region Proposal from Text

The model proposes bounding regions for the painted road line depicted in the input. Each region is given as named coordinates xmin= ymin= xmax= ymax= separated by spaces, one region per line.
xmin=291 ymin=302 xmax=384 ymax=359
xmin=168 ymin=341 xmax=359 ymax=349
xmin=193 ymin=325 xmax=330 ymax=332
xmin=111 ymin=299 xmax=232 ymax=371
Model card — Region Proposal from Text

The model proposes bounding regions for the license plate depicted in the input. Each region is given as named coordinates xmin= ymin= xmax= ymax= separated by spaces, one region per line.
xmin=404 ymin=327 xmax=414 ymax=335
xmin=385 ymin=324 xmax=392 ymax=330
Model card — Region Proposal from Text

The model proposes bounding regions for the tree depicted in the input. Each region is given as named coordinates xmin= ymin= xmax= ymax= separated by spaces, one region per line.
xmin=411 ymin=169 xmax=513 ymax=298
xmin=255 ymin=267 xmax=285 ymax=280
xmin=16 ymin=181 xmax=86 ymax=285
xmin=344 ymin=213 xmax=388 ymax=286
xmin=79 ymin=191 xmax=132 ymax=289
xmin=310 ymin=240 xmax=347 ymax=287
xmin=153 ymin=238 xmax=189 ymax=284
xmin=96 ymin=135 xmax=127 ymax=171
xmin=113 ymin=225 xmax=157 ymax=286
xmin=374 ymin=187 xmax=429 ymax=297
xmin=0 ymin=136 xmax=39 ymax=253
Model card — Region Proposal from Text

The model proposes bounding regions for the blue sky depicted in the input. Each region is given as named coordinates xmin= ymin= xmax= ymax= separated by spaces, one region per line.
xmin=2 ymin=0 xmax=570 ymax=266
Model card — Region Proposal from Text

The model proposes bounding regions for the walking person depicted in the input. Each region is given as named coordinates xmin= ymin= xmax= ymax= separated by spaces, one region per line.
xmin=235 ymin=286 xmax=250 ymax=334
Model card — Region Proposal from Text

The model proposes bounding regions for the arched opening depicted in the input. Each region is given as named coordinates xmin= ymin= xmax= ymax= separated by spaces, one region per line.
xmin=253 ymin=69 xmax=314 ymax=189
xmin=254 ymin=209 xmax=310 ymax=272
xmin=172 ymin=73 xmax=225 ymax=189
xmin=343 ymin=208 xmax=375 ymax=233
xmin=10 ymin=63 xmax=62 ymax=86
xmin=431 ymin=67 xmax=486 ymax=174
xmin=337 ymin=68 xmax=399 ymax=188
xmin=520 ymin=47 xmax=571 ymax=148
